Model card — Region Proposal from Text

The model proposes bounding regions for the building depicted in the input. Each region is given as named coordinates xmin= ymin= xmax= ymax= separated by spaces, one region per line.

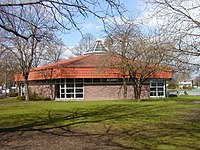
xmin=179 ymin=80 xmax=193 ymax=89
xmin=14 ymin=41 xmax=172 ymax=101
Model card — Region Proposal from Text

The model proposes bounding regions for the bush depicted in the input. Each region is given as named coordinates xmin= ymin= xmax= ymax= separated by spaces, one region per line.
xmin=8 ymin=93 xmax=18 ymax=97
xmin=169 ymin=94 xmax=179 ymax=97
xmin=17 ymin=96 xmax=25 ymax=100
xmin=0 ymin=94 xmax=7 ymax=99
xmin=183 ymin=86 xmax=192 ymax=90
xmin=184 ymin=91 xmax=189 ymax=95
xmin=30 ymin=93 xmax=51 ymax=101
xmin=30 ymin=97 xmax=51 ymax=101
xmin=17 ymin=93 xmax=51 ymax=101
xmin=167 ymin=83 xmax=178 ymax=89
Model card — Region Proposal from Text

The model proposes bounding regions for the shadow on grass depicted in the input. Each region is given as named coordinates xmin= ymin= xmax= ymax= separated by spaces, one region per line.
xmin=0 ymin=103 xmax=200 ymax=149
xmin=0 ymin=104 xmax=154 ymax=132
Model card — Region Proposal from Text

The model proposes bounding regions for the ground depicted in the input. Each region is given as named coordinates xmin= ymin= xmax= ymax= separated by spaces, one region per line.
xmin=0 ymin=97 xmax=200 ymax=149
xmin=0 ymin=128 xmax=131 ymax=150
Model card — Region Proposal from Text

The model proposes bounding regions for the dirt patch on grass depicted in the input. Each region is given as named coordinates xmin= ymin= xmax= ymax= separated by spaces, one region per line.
xmin=185 ymin=110 xmax=200 ymax=123
xmin=192 ymin=101 xmax=200 ymax=104
xmin=0 ymin=128 xmax=131 ymax=150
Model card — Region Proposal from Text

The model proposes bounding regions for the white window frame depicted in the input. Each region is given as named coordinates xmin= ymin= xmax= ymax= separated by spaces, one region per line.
xmin=150 ymin=79 xmax=166 ymax=98
xmin=59 ymin=79 xmax=84 ymax=100
xmin=20 ymin=84 xmax=25 ymax=96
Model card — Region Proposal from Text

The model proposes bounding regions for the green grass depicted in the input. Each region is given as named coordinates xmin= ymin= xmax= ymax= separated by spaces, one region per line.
xmin=0 ymin=96 xmax=200 ymax=149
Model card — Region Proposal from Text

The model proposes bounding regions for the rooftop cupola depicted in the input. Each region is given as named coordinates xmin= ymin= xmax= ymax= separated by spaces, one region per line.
xmin=84 ymin=40 xmax=107 ymax=55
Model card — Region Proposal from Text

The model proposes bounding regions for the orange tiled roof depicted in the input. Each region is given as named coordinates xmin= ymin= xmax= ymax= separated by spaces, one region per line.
xmin=14 ymin=54 xmax=172 ymax=81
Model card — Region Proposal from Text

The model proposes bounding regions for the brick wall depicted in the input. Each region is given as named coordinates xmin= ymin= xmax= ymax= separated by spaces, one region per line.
xmin=84 ymin=84 xmax=149 ymax=100
xmin=30 ymin=84 xmax=150 ymax=101
xmin=29 ymin=84 xmax=55 ymax=100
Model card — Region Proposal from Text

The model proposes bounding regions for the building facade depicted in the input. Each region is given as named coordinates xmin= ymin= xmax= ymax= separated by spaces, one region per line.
xmin=15 ymin=41 xmax=172 ymax=101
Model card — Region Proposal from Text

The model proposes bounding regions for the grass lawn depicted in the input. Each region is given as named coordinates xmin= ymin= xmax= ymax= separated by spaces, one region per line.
xmin=0 ymin=96 xmax=200 ymax=149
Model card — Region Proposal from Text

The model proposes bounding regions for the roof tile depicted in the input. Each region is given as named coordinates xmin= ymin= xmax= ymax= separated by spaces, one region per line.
xmin=14 ymin=54 xmax=172 ymax=81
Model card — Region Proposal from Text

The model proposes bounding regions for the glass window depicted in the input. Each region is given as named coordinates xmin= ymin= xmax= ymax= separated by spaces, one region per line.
xmin=76 ymin=84 xmax=83 ymax=87
xmin=56 ymin=79 xmax=60 ymax=84
xmin=151 ymin=82 xmax=156 ymax=86
xmin=150 ymin=80 xmax=165 ymax=97
xmin=93 ymin=78 xmax=100 ymax=82
xmin=61 ymin=94 xmax=65 ymax=98
xmin=66 ymin=79 xmax=74 ymax=82
xmin=158 ymin=92 xmax=164 ymax=96
xmin=76 ymin=94 xmax=83 ymax=98
xmin=61 ymin=78 xmax=65 ymax=83
xmin=57 ymin=78 xmax=84 ymax=99
xmin=66 ymin=84 xmax=74 ymax=87
xmin=67 ymin=94 xmax=74 ymax=98
xmin=84 ymin=78 xmax=92 ymax=83
xmin=158 ymin=88 xmax=164 ymax=91
xmin=76 ymin=89 xmax=83 ymax=93
xmin=150 ymin=92 xmax=156 ymax=96
xmin=61 ymin=89 xmax=65 ymax=93
xmin=158 ymin=82 xmax=164 ymax=86
xmin=150 ymin=88 xmax=156 ymax=91
xmin=76 ymin=78 xmax=83 ymax=83
xmin=67 ymin=89 xmax=74 ymax=93
xmin=109 ymin=78 xmax=118 ymax=82
xmin=101 ymin=78 xmax=108 ymax=82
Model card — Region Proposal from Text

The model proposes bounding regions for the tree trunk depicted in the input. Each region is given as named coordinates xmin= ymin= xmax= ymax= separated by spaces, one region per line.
xmin=134 ymin=85 xmax=141 ymax=100
xmin=23 ymin=73 xmax=30 ymax=101
xmin=123 ymin=77 xmax=127 ymax=99
xmin=133 ymin=79 xmax=142 ymax=100
xmin=17 ymin=83 xmax=21 ymax=96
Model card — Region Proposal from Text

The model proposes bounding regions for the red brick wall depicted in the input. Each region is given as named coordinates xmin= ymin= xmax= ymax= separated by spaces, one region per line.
xmin=84 ymin=84 xmax=149 ymax=100
xmin=29 ymin=85 xmax=55 ymax=100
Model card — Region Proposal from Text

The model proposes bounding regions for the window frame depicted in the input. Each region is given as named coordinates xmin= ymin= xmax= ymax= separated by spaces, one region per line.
xmin=150 ymin=79 xmax=166 ymax=98
xmin=58 ymin=78 xmax=84 ymax=100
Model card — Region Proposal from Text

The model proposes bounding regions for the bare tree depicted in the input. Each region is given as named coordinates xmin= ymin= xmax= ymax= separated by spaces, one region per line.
xmin=1 ymin=5 xmax=58 ymax=101
xmin=145 ymin=0 xmax=200 ymax=67
xmin=72 ymin=33 xmax=96 ymax=56
xmin=0 ymin=0 xmax=125 ymax=101
xmin=104 ymin=22 xmax=139 ymax=99
xmin=104 ymin=21 xmax=173 ymax=100
xmin=0 ymin=49 xmax=19 ymax=95
xmin=194 ymin=74 xmax=200 ymax=87
xmin=31 ymin=42 xmax=47 ymax=68
xmin=42 ymin=40 xmax=66 ymax=64
xmin=0 ymin=0 xmax=125 ymax=40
